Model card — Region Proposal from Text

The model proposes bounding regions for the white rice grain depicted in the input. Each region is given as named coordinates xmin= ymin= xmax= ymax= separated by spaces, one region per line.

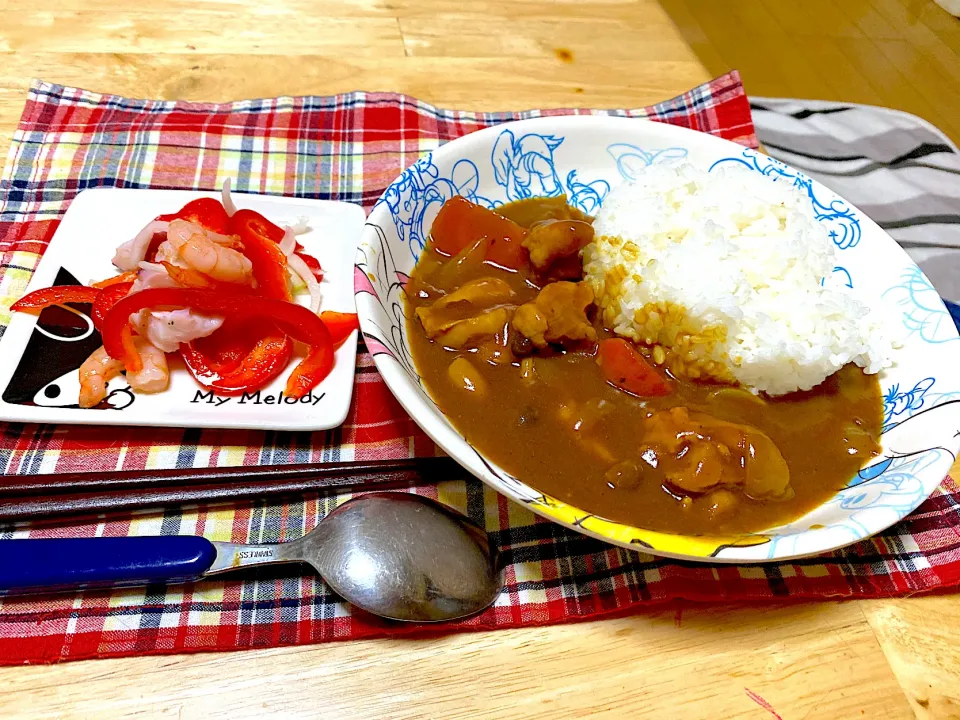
xmin=584 ymin=162 xmax=897 ymax=395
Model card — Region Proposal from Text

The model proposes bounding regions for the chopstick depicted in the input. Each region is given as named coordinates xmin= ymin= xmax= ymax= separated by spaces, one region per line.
xmin=0 ymin=457 xmax=470 ymax=522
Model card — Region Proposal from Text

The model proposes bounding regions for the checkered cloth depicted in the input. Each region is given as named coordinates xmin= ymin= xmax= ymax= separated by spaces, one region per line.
xmin=1 ymin=72 xmax=958 ymax=665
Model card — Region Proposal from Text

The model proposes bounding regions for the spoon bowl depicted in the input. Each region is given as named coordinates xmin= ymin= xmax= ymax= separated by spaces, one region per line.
xmin=300 ymin=493 xmax=503 ymax=621
xmin=207 ymin=492 xmax=505 ymax=622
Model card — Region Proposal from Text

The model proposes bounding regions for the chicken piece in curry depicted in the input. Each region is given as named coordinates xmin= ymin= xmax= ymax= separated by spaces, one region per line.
xmin=405 ymin=195 xmax=883 ymax=535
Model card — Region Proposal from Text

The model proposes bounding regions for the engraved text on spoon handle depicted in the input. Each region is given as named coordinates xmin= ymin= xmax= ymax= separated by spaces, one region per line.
xmin=205 ymin=541 xmax=300 ymax=575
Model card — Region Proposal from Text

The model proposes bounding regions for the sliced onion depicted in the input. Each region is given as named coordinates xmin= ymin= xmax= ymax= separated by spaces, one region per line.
xmin=222 ymin=177 xmax=237 ymax=217
xmin=288 ymin=216 xmax=311 ymax=235
xmin=112 ymin=220 xmax=169 ymax=271
xmin=288 ymin=253 xmax=322 ymax=313
xmin=278 ymin=226 xmax=297 ymax=256
xmin=287 ymin=266 xmax=307 ymax=292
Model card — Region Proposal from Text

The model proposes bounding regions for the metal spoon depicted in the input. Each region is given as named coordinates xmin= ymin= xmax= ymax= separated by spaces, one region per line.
xmin=0 ymin=492 xmax=504 ymax=622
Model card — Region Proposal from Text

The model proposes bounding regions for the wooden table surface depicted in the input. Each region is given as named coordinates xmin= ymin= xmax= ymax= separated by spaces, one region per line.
xmin=1 ymin=0 xmax=959 ymax=718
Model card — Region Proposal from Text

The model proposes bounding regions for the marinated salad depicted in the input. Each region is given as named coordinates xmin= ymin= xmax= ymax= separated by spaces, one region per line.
xmin=12 ymin=182 xmax=358 ymax=408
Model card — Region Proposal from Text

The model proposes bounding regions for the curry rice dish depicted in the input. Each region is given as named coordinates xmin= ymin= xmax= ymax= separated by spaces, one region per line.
xmin=405 ymin=166 xmax=891 ymax=536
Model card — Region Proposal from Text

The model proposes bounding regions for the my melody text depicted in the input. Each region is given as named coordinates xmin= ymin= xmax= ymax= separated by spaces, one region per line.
xmin=190 ymin=390 xmax=326 ymax=406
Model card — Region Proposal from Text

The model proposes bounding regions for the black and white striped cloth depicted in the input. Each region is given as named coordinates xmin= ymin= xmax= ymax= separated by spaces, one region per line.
xmin=751 ymin=97 xmax=960 ymax=300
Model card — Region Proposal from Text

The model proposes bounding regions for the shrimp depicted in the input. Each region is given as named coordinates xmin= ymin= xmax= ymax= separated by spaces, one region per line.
xmin=132 ymin=261 xmax=181 ymax=292
xmin=130 ymin=259 xmax=227 ymax=351
xmin=158 ymin=219 xmax=253 ymax=284
xmin=126 ymin=337 xmax=170 ymax=393
xmin=134 ymin=308 xmax=224 ymax=352
xmin=78 ymin=346 xmax=125 ymax=408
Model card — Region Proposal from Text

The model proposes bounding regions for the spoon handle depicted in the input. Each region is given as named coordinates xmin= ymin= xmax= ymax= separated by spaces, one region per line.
xmin=0 ymin=537 xmax=217 ymax=595
xmin=204 ymin=541 xmax=294 ymax=575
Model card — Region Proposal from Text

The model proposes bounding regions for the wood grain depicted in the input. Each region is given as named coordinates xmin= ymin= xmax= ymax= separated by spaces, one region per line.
xmin=0 ymin=0 xmax=958 ymax=717
xmin=864 ymin=596 xmax=960 ymax=719
xmin=661 ymin=0 xmax=960 ymax=143
xmin=0 ymin=603 xmax=918 ymax=719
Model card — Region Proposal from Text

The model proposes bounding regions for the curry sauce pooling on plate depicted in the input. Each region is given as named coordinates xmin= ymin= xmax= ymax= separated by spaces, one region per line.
xmin=404 ymin=195 xmax=883 ymax=535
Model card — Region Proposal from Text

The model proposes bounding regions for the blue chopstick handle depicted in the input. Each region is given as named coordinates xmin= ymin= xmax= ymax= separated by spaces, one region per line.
xmin=0 ymin=536 xmax=217 ymax=593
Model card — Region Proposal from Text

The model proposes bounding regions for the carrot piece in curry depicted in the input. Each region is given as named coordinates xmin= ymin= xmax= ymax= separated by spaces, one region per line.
xmin=596 ymin=338 xmax=671 ymax=397
xmin=430 ymin=196 xmax=528 ymax=269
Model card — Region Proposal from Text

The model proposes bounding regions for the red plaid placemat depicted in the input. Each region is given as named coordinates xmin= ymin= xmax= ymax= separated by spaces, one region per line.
xmin=1 ymin=71 xmax=958 ymax=665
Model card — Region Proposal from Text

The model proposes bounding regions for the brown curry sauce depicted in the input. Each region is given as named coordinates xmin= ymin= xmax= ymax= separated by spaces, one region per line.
xmin=405 ymin=196 xmax=884 ymax=535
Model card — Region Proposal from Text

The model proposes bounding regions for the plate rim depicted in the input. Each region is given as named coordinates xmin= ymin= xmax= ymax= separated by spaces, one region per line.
xmin=0 ymin=186 xmax=365 ymax=432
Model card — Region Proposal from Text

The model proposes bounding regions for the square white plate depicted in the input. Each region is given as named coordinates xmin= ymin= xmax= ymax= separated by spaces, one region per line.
xmin=0 ymin=187 xmax=366 ymax=431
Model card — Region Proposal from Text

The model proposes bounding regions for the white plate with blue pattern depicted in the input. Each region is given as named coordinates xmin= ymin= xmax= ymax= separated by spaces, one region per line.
xmin=355 ymin=115 xmax=960 ymax=563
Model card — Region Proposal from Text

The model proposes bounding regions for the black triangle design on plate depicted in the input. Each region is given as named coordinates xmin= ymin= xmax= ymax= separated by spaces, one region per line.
xmin=2 ymin=268 xmax=129 ymax=410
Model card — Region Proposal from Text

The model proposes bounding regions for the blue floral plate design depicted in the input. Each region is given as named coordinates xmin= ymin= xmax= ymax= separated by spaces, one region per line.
xmin=355 ymin=115 xmax=960 ymax=563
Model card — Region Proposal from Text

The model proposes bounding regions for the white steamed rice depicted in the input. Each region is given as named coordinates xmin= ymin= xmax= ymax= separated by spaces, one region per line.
xmin=583 ymin=162 xmax=896 ymax=396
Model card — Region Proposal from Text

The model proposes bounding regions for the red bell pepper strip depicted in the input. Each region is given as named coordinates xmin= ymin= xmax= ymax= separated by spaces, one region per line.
xmin=12 ymin=286 xmax=101 ymax=312
xmin=295 ymin=244 xmax=324 ymax=281
xmin=285 ymin=345 xmax=334 ymax=399
xmin=596 ymin=338 xmax=671 ymax=397
xmin=181 ymin=329 xmax=293 ymax=396
xmin=92 ymin=281 xmax=134 ymax=332
xmin=184 ymin=318 xmax=263 ymax=376
xmin=102 ymin=288 xmax=334 ymax=396
xmin=319 ymin=311 xmax=359 ymax=349
xmin=229 ymin=207 xmax=284 ymax=241
xmin=157 ymin=197 xmax=231 ymax=235
xmin=231 ymin=209 xmax=292 ymax=300
xmin=225 ymin=208 xmax=323 ymax=283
